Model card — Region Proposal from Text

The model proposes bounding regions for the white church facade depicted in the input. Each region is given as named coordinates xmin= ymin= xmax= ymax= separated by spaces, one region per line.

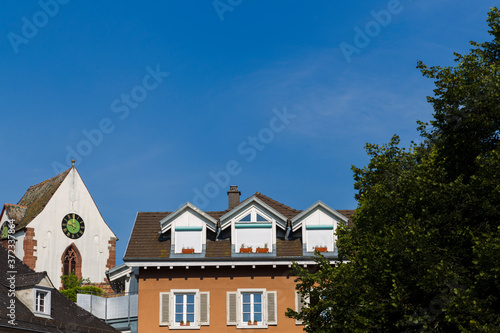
xmin=0 ymin=161 xmax=117 ymax=289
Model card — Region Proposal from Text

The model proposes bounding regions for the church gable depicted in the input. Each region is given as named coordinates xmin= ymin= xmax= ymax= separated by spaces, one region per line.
xmin=28 ymin=166 xmax=116 ymax=239
xmin=6 ymin=164 xmax=117 ymax=289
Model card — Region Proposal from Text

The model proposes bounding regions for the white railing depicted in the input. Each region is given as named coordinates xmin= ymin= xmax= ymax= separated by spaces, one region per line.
xmin=77 ymin=292 xmax=138 ymax=320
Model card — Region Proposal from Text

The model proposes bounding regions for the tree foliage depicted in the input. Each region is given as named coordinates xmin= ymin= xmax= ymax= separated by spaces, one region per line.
xmin=60 ymin=273 xmax=104 ymax=302
xmin=286 ymin=7 xmax=500 ymax=332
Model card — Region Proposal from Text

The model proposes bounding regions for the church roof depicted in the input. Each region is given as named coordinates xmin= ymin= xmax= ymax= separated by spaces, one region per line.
xmin=3 ymin=203 xmax=27 ymax=225
xmin=7 ymin=167 xmax=71 ymax=231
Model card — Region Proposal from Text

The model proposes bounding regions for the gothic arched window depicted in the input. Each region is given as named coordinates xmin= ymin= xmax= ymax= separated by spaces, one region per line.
xmin=63 ymin=247 xmax=77 ymax=275
xmin=61 ymin=243 xmax=82 ymax=282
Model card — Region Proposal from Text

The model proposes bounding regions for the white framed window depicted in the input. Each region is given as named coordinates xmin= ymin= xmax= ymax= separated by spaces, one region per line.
xmin=175 ymin=293 xmax=195 ymax=324
xmin=236 ymin=208 xmax=271 ymax=224
xmin=159 ymin=290 xmax=210 ymax=328
xmin=34 ymin=288 xmax=51 ymax=317
xmin=227 ymin=289 xmax=277 ymax=328
xmin=242 ymin=292 xmax=263 ymax=324
xmin=305 ymin=225 xmax=335 ymax=252
xmin=174 ymin=226 xmax=203 ymax=254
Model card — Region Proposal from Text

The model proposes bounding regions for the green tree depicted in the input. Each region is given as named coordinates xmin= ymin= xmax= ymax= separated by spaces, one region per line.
xmin=286 ymin=7 xmax=500 ymax=332
xmin=60 ymin=273 xmax=104 ymax=302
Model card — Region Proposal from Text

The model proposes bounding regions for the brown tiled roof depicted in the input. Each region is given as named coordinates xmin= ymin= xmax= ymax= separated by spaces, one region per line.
xmin=254 ymin=192 xmax=302 ymax=219
xmin=276 ymin=238 xmax=303 ymax=257
xmin=206 ymin=209 xmax=230 ymax=221
xmin=206 ymin=239 xmax=231 ymax=257
xmin=14 ymin=168 xmax=71 ymax=230
xmin=124 ymin=212 xmax=171 ymax=259
xmin=124 ymin=193 xmax=354 ymax=261
xmin=336 ymin=209 xmax=355 ymax=228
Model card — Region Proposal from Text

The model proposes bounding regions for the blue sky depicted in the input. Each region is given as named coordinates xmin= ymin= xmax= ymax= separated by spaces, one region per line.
xmin=0 ymin=1 xmax=497 ymax=264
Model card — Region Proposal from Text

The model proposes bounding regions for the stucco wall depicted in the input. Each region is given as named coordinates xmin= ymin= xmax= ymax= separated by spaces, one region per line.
xmin=29 ymin=168 xmax=116 ymax=289
xmin=138 ymin=266 xmax=304 ymax=332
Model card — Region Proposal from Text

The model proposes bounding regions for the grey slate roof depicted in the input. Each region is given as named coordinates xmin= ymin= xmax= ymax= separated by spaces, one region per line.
xmin=14 ymin=272 xmax=46 ymax=289
xmin=0 ymin=245 xmax=117 ymax=333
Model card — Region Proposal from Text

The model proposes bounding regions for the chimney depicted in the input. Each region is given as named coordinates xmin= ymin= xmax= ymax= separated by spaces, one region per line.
xmin=227 ymin=185 xmax=241 ymax=210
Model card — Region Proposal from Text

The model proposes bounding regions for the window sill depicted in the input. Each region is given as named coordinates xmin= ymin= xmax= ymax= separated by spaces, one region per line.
xmin=236 ymin=324 xmax=268 ymax=329
xmin=34 ymin=312 xmax=51 ymax=319
xmin=168 ymin=325 xmax=201 ymax=330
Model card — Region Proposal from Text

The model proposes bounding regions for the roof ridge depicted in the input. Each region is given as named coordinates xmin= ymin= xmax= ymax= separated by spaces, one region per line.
xmin=23 ymin=167 xmax=72 ymax=191
xmin=205 ymin=209 xmax=229 ymax=214
xmin=253 ymin=192 xmax=301 ymax=212
xmin=138 ymin=211 xmax=171 ymax=213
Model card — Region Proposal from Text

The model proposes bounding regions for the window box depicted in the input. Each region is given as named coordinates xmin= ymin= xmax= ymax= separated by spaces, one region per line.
xmin=180 ymin=321 xmax=190 ymax=326
xmin=240 ymin=247 xmax=253 ymax=253
xmin=315 ymin=246 xmax=328 ymax=252
xmin=182 ymin=248 xmax=195 ymax=254
xmin=256 ymin=247 xmax=269 ymax=253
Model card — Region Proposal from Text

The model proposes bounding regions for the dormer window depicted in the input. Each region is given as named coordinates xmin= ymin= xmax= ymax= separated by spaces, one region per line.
xmin=240 ymin=214 xmax=251 ymax=222
xmin=234 ymin=208 xmax=273 ymax=253
xmin=220 ymin=196 xmax=288 ymax=256
xmin=237 ymin=211 xmax=270 ymax=224
xmin=34 ymin=288 xmax=51 ymax=317
xmin=305 ymin=224 xmax=334 ymax=252
xmin=174 ymin=226 xmax=203 ymax=254
xmin=291 ymin=201 xmax=348 ymax=255
xmin=158 ymin=203 xmax=217 ymax=256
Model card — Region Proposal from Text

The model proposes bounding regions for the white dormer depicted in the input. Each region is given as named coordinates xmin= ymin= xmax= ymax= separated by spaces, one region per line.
xmin=15 ymin=273 xmax=54 ymax=318
xmin=159 ymin=203 xmax=217 ymax=254
xmin=291 ymin=201 xmax=348 ymax=253
xmin=220 ymin=196 xmax=287 ymax=254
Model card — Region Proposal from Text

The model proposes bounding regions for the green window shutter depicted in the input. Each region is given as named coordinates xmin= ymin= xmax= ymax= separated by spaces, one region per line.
xmin=199 ymin=292 xmax=210 ymax=325
xmin=159 ymin=292 xmax=170 ymax=326
xmin=227 ymin=291 xmax=238 ymax=325
xmin=266 ymin=291 xmax=277 ymax=325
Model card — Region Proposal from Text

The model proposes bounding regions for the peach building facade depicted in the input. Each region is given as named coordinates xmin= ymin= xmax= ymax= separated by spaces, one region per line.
xmin=138 ymin=267 xmax=301 ymax=332
xmin=123 ymin=186 xmax=354 ymax=331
